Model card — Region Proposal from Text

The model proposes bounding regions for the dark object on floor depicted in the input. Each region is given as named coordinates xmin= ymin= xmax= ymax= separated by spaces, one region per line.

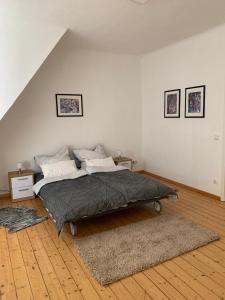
xmin=0 ymin=206 xmax=48 ymax=233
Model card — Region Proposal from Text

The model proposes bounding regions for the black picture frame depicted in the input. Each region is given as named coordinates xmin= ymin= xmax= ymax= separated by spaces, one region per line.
xmin=56 ymin=94 xmax=83 ymax=117
xmin=164 ymin=89 xmax=181 ymax=118
xmin=185 ymin=85 xmax=205 ymax=118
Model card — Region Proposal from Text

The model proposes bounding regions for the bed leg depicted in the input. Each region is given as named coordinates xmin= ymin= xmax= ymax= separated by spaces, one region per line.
xmin=154 ymin=200 xmax=162 ymax=213
xmin=70 ymin=222 xmax=78 ymax=236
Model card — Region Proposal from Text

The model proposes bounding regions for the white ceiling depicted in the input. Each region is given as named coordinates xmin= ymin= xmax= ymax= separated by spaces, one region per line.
xmin=5 ymin=0 xmax=225 ymax=54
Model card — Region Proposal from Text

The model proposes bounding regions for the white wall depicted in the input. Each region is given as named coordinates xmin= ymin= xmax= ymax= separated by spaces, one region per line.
xmin=0 ymin=1 xmax=66 ymax=120
xmin=0 ymin=39 xmax=142 ymax=190
xmin=0 ymin=126 xmax=4 ymax=194
xmin=2 ymin=21 xmax=225 ymax=197
xmin=142 ymin=24 xmax=225 ymax=196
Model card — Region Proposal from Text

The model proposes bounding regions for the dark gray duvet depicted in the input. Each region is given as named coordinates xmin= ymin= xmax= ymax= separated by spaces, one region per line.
xmin=38 ymin=170 xmax=177 ymax=233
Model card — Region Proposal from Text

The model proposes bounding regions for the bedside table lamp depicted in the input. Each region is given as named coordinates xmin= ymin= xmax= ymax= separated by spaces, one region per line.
xmin=17 ymin=162 xmax=23 ymax=174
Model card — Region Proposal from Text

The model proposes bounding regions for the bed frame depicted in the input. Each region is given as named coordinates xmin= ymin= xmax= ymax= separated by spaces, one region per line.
xmin=69 ymin=199 xmax=162 ymax=236
xmin=39 ymin=193 xmax=171 ymax=236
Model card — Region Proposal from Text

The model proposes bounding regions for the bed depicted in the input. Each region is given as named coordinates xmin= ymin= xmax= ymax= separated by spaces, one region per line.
xmin=34 ymin=169 xmax=177 ymax=236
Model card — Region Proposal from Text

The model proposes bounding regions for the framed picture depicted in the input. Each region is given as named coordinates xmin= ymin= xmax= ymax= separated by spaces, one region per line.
xmin=164 ymin=89 xmax=180 ymax=118
xmin=56 ymin=94 xmax=83 ymax=117
xmin=185 ymin=85 xmax=205 ymax=118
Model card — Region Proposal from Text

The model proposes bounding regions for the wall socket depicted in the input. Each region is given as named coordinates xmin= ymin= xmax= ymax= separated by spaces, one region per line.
xmin=213 ymin=179 xmax=217 ymax=184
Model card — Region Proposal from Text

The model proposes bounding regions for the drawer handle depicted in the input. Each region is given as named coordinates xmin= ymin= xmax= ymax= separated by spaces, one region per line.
xmin=18 ymin=188 xmax=30 ymax=192
xmin=17 ymin=178 xmax=29 ymax=181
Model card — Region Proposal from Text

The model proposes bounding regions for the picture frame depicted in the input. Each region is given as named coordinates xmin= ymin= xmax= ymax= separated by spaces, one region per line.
xmin=56 ymin=94 xmax=83 ymax=117
xmin=185 ymin=85 xmax=205 ymax=118
xmin=164 ymin=89 xmax=180 ymax=118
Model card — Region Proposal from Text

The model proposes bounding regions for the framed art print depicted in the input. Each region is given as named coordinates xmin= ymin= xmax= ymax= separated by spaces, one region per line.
xmin=56 ymin=94 xmax=83 ymax=117
xmin=185 ymin=85 xmax=205 ymax=118
xmin=164 ymin=89 xmax=180 ymax=118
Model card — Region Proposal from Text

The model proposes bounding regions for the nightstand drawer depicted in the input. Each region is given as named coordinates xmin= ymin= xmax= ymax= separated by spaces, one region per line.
xmin=11 ymin=175 xmax=33 ymax=189
xmin=12 ymin=186 xmax=34 ymax=200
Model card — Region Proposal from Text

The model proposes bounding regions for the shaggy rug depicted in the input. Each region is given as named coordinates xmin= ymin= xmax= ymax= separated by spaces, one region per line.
xmin=74 ymin=213 xmax=219 ymax=285
xmin=0 ymin=206 xmax=48 ymax=233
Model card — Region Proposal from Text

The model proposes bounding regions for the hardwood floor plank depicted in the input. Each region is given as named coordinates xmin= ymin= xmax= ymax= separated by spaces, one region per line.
xmin=182 ymin=251 xmax=225 ymax=292
xmin=7 ymin=232 xmax=33 ymax=300
xmin=13 ymin=266 xmax=33 ymax=300
xmin=16 ymin=229 xmax=50 ymax=300
xmin=172 ymin=256 xmax=224 ymax=299
xmin=34 ymin=199 xmax=111 ymax=300
xmin=144 ymin=268 xmax=186 ymax=300
xmin=1 ymin=175 xmax=225 ymax=300
xmin=163 ymin=260 xmax=206 ymax=300
xmin=121 ymin=277 xmax=153 ymax=300
xmin=0 ymin=228 xmax=17 ymax=300
xmin=153 ymin=264 xmax=202 ymax=300
xmin=199 ymin=243 xmax=225 ymax=266
xmin=170 ymin=198 xmax=225 ymax=231
xmin=214 ymin=240 xmax=225 ymax=250
xmin=26 ymin=227 xmax=67 ymax=300
xmin=189 ymin=250 xmax=225 ymax=277
xmin=133 ymin=273 xmax=169 ymax=300
xmin=31 ymin=202 xmax=85 ymax=300
xmin=44 ymin=221 xmax=101 ymax=300
xmin=38 ymin=233 xmax=84 ymax=300
xmin=108 ymin=281 xmax=135 ymax=300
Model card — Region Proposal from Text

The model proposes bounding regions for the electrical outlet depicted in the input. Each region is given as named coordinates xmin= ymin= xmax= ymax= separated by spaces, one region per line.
xmin=213 ymin=179 xmax=217 ymax=184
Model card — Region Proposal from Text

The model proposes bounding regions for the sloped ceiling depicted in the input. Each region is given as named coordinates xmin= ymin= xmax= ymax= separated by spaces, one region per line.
xmin=11 ymin=0 xmax=225 ymax=55
xmin=0 ymin=2 xmax=67 ymax=120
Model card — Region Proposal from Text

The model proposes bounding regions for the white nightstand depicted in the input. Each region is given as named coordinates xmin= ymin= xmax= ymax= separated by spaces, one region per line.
xmin=8 ymin=170 xmax=35 ymax=202
xmin=113 ymin=156 xmax=133 ymax=170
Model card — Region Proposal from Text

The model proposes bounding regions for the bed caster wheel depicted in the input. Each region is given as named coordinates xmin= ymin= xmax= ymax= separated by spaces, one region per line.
xmin=154 ymin=201 xmax=161 ymax=213
xmin=70 ymin=222 xmax=78 ymax=236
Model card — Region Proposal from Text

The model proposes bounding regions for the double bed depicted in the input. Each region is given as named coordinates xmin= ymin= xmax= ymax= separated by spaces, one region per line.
xmin=34 ymin=169 xmax=177 ymax=236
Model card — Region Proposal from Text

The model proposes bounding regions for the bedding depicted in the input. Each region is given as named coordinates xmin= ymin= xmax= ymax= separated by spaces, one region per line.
xmin=34 ymin=172 xmax=44 ymax=183
xmin=92 ymin=170 xmax=174 ymax=201
xmin=85 ymin=156 xmax=119 ymax=173
xmin=35 ymin=146 xmax=70 ymax=170
xmin=33 ymin=169 xmax=177 ymax=234
xmin=85 ymin=156 xmax=115 ymax=167
xmin=41 ymin=160 xmax=78 ymax=179
xmin=73 ymin=144 xmax=107 ymax=169
xmin=33 ymin=169 xmax=88 ymax=194
xmin=86 ymin=165 xmax=127 ymax=174
xmin=73 ymin=153 xmax=82 ymax=169
xmin=93 ymin=144 xmax=106 ymax=156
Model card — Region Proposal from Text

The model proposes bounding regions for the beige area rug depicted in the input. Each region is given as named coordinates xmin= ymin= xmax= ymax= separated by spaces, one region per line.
xmin=74 ymin=213 xmax=219 ymax=285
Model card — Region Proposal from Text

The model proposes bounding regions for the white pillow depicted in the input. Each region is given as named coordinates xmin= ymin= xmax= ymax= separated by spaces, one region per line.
xmin=73 ymin=144 xmax=107 ymax=169
xmin=94 ymin=144 xmax=106 ymax=156
xmin=35 ymin=146 xmax=70 ymax=169
xmin=41 ymin=160 xmax=78 ymax=179
xmin=85 ymin=157 xmax=115 ymax=167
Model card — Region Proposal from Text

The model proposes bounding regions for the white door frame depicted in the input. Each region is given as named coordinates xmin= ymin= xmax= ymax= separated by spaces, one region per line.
xmin=221 ymin=80 xmax=225 ymax=201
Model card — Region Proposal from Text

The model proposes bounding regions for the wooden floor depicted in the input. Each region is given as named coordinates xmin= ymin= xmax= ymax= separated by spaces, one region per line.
xmin=1 ymin=179 xmax=225 ymax=300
